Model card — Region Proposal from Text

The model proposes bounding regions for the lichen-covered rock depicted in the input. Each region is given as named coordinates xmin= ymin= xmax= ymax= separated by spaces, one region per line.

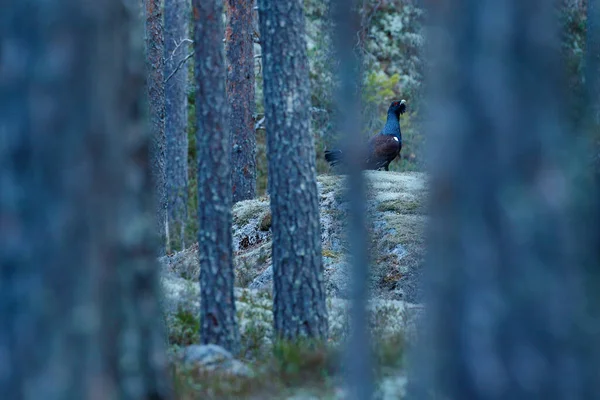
xmin=176 ymin=344 xmax=253 ymax=377
xmin=248 ymin=265 xmax=272 ymax=291
xmin=329 ymin=374 xmax=408 ymax=400
xmin=376 ymin=374 xmax=409 ymax=400
xmin=159 ymin=171 xmax=427 ymax=302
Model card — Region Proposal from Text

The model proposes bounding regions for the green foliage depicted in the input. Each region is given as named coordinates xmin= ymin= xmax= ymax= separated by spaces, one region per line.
xmin=255 ymin=128 xmax=268 ymax=196
xmin=169 ymin=307 xmax=200 ymax=346
xmin=377 ymin=198 xmax=421 ymax=214
xmin=560 ymin=1 xmax=587 ymax=124
xmin=364 ymin=72 xmax=401 ymax=106
xmin=258 ymin=211 xmax=272 ymax=231
xmin=305 ymin=0 xmax=334 ymax=111
xmin=235 ymin=289 xmax=272 ymax=359
xmin=271 ymin=340 xmax=337 ymax=390
xmin=361 ymin=0 xmax=425 ymax=101
xmin=238 ymin=320 xmax=270 ymax=360
xmin=172 ymin=365 xmax=259 ymax=400
xmin=374 ymin=333 xmax=406 ymax=372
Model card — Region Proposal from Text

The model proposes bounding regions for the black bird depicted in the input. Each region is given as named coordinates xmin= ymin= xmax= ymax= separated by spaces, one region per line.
xmin=324 ymin=99 xmax=407 ymax=171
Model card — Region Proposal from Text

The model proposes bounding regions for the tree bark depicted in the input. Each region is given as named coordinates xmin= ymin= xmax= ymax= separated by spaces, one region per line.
xmin=144 ymin=0 xmax=167 ymax=255
xmin=226 ymin=0 xmax=258 ymax=203
xmin=257 ymin=0 xmax=329 ymax=340
xmin=164 ymin=0 xmax=190 ymax=251
xmin=192 ymin=0 xmax=241 ymax=354
xmin=410 ymin=0 xmax=598 ymax=398
xmin=0 ymin=0 xmax=171 ymax=398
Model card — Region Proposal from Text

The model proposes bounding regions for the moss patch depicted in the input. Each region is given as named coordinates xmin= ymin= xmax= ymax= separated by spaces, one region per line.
xmin=169 ymin=307 xmax=200 ymax=347
xmin=316 ymin=174 xmax=340 ymax=195
xmin=259 ymin=212 xmax=272 ymax=231
xmin=322 ymin=248 xmax=341 ymax=259
xmin=235 ymin=242 xmax=272 ymax=287
xmin=377 ymin=198 xmax=422 ymax=214
xmin=383 ymin=213 xmax=427 ymax=245
xmin=233 ymin=199 xmax=270 ymax=227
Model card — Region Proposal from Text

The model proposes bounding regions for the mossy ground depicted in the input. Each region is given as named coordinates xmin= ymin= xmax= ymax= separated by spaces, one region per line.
xmin=162 ymin=170 xmax=429 ymax=304
xmin=171 ymin=340 xmax=337 ymax=400
xmin=166 ymin=287 xmax=412 ymax=399
xmin=170 ymin=335 xmax=408 ymax=399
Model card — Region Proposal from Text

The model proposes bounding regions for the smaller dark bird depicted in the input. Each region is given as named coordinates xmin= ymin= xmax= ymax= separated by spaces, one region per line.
xmin=324 ymin=99 xmax=407 ymax=171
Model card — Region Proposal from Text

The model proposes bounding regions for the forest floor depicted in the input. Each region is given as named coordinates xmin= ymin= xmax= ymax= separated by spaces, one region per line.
xmin=159 ymin=171 xmax=427 ymax=399
xmin=163 ymin=170 xmax=428 ymax=303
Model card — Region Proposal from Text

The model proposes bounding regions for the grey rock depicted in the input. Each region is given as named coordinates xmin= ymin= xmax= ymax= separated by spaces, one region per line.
xmin=182 ymin=343 xmax=232 ymax=365
xmin=180 ymin=344 xmax=253 ymax=377
xmin=324 ymin=262 xmax=352 ymax=298
xmin=248 ymin=265 xmax=272 ymax=291
xmin=391 ymin=243 xmax=408 ymax=260
xmin=375 ymin=374 xmax=408 ymax=400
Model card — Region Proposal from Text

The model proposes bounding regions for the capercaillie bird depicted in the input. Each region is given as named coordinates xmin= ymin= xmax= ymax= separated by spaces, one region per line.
xmin=324 ymin=99 xmax=407 ymax=171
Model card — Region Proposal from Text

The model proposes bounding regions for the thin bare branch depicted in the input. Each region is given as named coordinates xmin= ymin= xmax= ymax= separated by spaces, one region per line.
xmin=167 ymin=37 xmax=193 ymax=63
xmin=165 ymin=51 xmax=194 ymax=83
xmin=254 ymin=116 xmax=265 ymax=131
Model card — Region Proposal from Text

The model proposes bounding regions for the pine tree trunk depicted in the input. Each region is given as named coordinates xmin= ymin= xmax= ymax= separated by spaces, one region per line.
xmin=257 ymin=0 xmax=329 ymax=340
xmin=164 ymin=0 xmax=190 ymax=251
xmin=0 ymin=1 xmax=171 ymax=398
xmin=144 ymin=0 xmax=167 ymax=255
xmin=410 ymin=1 xmax=598 ymax=398
xmin=226 ymin=0 xmax=258 ymax=203
xmin=192 ymin=0 xmax=241 ymax=354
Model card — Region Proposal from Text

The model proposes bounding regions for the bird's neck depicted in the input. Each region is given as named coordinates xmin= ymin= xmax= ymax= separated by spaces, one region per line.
xmin=382 ymin=111 xmax=401 ymax=138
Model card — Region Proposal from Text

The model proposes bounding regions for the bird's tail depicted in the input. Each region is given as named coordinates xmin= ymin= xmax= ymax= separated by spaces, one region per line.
xmin=324 ymin=149 xmax=344 ymax=167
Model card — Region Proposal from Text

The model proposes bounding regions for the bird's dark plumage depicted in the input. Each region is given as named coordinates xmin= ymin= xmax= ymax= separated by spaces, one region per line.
xmin=324 ymin=100 xmax=407 ymax=171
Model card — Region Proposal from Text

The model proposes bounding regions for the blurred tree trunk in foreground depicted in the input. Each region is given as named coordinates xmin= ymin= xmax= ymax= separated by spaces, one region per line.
xmin=586 ymin=0 xmax=600 ymax=256
xmin=410 ymin=0 xmax=600 ymax=398
xmin=164 ymin=0 xmax=190 ymax=252
xmin=581 ymin=0 xmax=600 ymax=386
xmin=586 ymin=0 xmax=600 ymax=171
xmin=144 ymin=0 xmax=167 ymax=255
xmin=586 ymin=0 xmax=600 ymax=124
xmin=193 ymin=0 xmax=241 ymax=354
xmin=257 ymin=0 xmax=329 ymax=341
xmin=226 ymin=0 xmax=258 ymax=203
xmin=331 ymin=0 xmax=374 ymax=399
xmin=0 ymin=0 xmax=172 ymax=398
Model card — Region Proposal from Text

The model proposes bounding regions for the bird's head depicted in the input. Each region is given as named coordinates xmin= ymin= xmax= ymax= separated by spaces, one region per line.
xmin=388 ymin=99 xmax=407 ymax=117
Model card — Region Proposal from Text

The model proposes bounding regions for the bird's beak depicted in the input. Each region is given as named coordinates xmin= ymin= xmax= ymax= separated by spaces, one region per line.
xmin=399 ymin=99 xmax=407 ymax=115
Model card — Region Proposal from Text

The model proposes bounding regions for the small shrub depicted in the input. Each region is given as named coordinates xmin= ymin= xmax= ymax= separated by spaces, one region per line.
xmin=169 ymin=307 xmax=199 ymax=346
xmin=271 ymin=338 xmax=339 ymax=385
